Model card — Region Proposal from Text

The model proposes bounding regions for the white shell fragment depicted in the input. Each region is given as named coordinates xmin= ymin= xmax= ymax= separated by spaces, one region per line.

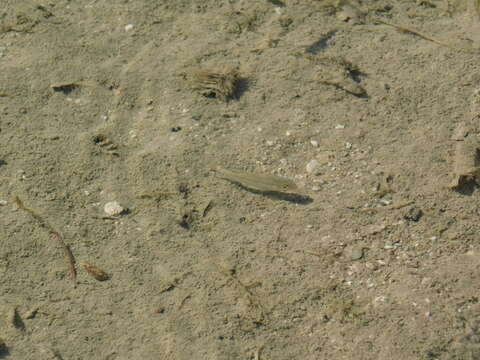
xmin=104 ymin=201 xmax=125 ymax=216
xmin=306 ymin=159 xmax=320 ymax=174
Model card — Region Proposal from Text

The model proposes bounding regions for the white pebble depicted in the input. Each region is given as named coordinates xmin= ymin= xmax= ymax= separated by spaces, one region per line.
xmin=306 ymin=159 xmax=319 ymax=174
xmin=0 ymin=200 xmax=7 ymax=206
xmin=125 ymin=24 xmax=134 ymax=31
xmin=104 ymin=201 xmax=125 ymax=216
xmin=335 ymin=124 xmax=345 ymax=129
xmin=310 ymin=140 xmax=319 ymax=147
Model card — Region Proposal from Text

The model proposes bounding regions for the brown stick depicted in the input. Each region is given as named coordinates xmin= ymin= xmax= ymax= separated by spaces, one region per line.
xmin=375 ymin=18 xmax=480 ymax=54
xmin=14 ymin=196 xmax=77 ymax=287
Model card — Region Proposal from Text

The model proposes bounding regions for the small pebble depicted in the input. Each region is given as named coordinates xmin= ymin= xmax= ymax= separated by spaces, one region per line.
xmin=335 ymin=124 xmax=345 ymax=129
xmin=365 ymin=224 xmax=386 ymax=235
xmin=404 ymin=207 xmax=423 ymax=222
xmin=384 ymin=241 xmax=395 ymax=249
xmin=0 ymin=338 xmax=6 ymax=354
xmin=0 ymin=200 xmax=7 ymax=206
xmin=310 ymin=140 xmax=319 ymax=147
xmin=125 ymin=24 xmax=134 ymax=31
xmin=306 ymin=159 xmax=320 ymax=174
xmin=104 ymin=201 xmax=125 ymax=216
xmin=350 ymin=247 xmax=364 ymax=261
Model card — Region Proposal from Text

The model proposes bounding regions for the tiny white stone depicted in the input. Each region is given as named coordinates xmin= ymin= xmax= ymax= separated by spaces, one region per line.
xmin=310 ymin=140 xmax=319 ymax=147
xmin=285 ymin=130 xmax=292 ymax=136
xmin=266 ymin=140 xmax=275 ymax=146
xmin=125 ymin=24 xmax=134 ymax=31
xmin=104 ymin=201 xmax=125 ymax=216
xmin=345 ymin=142 xmax=352 ymax=149
xmin=306 ymin=159 xmax=319 ymax=174
xmin=335 ymin=124 xmax=345 ymax=129
xmin=0 ymin=200 xmax=7 ymax=206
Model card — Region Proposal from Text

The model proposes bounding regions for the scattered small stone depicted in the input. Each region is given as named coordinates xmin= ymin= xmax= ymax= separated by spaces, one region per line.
xmin=171 ymin=126 xmax=182 ymax=132
xmin=0 ymin=200 xmax=7 ymax=206
xmin=404 ymin=207 xmax=423 ymax=222
xmin=451 ymin=122 xmax=469 ymax=141
xmin=384 ymin=241 xmax=395 ymax=249
xmin=125 ymin=24 xmax=134 ymax=31
xmin=373 ymin=295 xmax=388 ymax=307
xmin=336 ymin=3 xmax=365 ymax=23
xmin=310 ymin=140 xmax=319 ymax=147
xmin=365 ymin=224 xmax=386 ymax=235
xmin=306 ymin=159 xmax=320 ymax=174
xmin=103 ymin=201 xmax=125 ymax=216
xmin=345 ymin=142 xmax=352 ymax=149
xmin=335 ymin=124 xmax=345 ymax=129
xmin=24 ymin=307 xmax=38 ymax=319
xmin=350 ymin=247 xmax=364 ymax=261
xmin=0 ymin=338 xmax=7 ymax=354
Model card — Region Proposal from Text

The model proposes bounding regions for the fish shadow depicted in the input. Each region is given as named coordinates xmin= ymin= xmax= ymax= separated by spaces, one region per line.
xmin=235 ymin=184 xmax=313 ymax=204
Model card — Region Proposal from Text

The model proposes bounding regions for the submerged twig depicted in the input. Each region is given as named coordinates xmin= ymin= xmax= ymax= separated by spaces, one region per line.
xmin=375 ymin=18 xmax=480 ymax=54
xmin=14 ymin=196 xmax=77 ymax=287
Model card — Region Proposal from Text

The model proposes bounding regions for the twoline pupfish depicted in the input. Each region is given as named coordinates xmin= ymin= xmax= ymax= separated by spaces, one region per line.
xmin=212 ymin=166 xmax=300 ymax=194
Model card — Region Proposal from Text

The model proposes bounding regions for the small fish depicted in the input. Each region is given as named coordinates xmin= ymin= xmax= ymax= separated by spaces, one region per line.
xmin=213 ymin=166 xmax=299 ymax=193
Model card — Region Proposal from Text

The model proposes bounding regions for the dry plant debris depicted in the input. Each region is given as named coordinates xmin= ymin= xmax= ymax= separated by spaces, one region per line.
xmin=14 ymin=196 xmax=77 ymax=287
xmin=374 ymin=18 xmax=480 ymax=54
xmin=191 ymin=67 xmax=240 ymax=101
xmin=92 ymin=134 xmax=119 ymax=156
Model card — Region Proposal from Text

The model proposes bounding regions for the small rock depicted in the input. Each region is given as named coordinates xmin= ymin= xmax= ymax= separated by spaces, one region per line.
xmin=104 ymin=201 xmax=125 ymax=216
xmin=310 ymin=140 xmax=319 ymax=147
xmin=365 ymin=224 xmax=386 ymax=235
xmin=0 ymin=200 xmax=7 ymax=206
xmin=0 ymin=338 xmax=7 ymax=354
xmin=451 ymin=122 xmax=469 ymax=140
xmin=384 ymin=241 xmax=394 ymax=249
xmin=336 ymin=4 xmax=365 ymax=23
xmin=306 ymin=159 xmax=320 ymax=174
xmin=350 ymin=247 xmax=364 ymax=261
xmin=125 ymin=24 xmax=134 ymax=31
xmin=404 ymin=207 xmax=423 ymax=222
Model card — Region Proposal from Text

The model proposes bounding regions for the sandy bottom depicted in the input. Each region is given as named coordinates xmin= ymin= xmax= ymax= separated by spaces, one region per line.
xmin=2 ymin=1 xmax=480 ymax=359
